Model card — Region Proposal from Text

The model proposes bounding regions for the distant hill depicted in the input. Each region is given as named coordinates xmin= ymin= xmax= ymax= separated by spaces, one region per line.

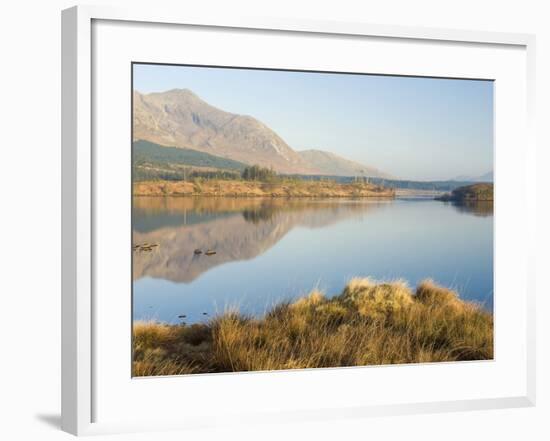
xmin=298 ymin=149 xmax=389 ymax=178
xmin=453 ymin=170 xmax=493 ymax=182
xmin=476 ymin=171 xmax=493 ymax=182
xmin=133 ymin=88 xmax=388 ymax=177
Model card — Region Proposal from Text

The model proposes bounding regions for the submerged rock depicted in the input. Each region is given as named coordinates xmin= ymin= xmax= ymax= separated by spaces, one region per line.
xmin=134 ymin=243 xmax=159 ymax=252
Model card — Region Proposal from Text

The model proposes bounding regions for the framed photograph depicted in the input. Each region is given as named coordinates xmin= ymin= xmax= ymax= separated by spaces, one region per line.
xmin=62 ymin=5 xmax=536 ymax=436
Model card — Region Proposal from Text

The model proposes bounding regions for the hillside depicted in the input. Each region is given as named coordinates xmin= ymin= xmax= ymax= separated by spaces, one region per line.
xmin=133 ymin=140 xmax=247 ymax=170
xmin=133 ymin=89 xmax=315 ymax=174
xmin=133 ymin=88 xmax=388 ymax=177
xmin=298 ymin=149 xmax=388 ymax=178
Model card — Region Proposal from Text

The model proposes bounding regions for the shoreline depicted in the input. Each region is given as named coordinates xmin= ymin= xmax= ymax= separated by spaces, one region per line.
xmin=133 ymin=179 xmax=396 ymax=198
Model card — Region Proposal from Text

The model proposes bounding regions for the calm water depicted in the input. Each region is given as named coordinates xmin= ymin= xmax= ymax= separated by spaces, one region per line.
xmin=133 ymin=197 xmax=493 ymax=324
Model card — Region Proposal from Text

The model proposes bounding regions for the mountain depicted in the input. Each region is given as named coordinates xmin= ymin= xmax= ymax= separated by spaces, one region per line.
xmin=453 ymin=170 xmax=493 ymax=182
xmin=298 ymin=149 xmax=388 ymax=178
xmin=133 ymin=88 xmax=388 ymax=177
xmin=134 ymin=89 xmax=316 ymax=174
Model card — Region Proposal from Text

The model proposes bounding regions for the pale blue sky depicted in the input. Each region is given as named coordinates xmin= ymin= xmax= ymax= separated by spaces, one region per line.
xmin=133 ymin=64 xmax=493 ymax=181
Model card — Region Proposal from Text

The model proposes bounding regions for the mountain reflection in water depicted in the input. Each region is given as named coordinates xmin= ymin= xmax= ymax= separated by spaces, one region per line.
xmin=133 ymin=197 xmax=389 ymax=284
xmin=133 ymin=197 xmax=493 ymax=324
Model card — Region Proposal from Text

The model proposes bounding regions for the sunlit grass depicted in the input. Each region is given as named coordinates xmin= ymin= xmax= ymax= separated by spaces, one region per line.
xmin=132 ymin=278 xmax=493 ymax=376
xmin=133 ymin=179 xmax=395 ymax=198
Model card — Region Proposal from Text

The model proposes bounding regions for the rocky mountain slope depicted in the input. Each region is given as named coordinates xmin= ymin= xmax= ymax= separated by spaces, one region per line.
xmin=134 ymin=89 xmax=315 ymax=174
xmin=133 ymin=88 xmax=387 ymax=177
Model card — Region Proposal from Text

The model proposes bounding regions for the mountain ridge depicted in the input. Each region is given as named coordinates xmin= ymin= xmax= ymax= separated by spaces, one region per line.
xmin=298 ymin=149 xmax=389 ymax=178
xmin=133 ymin=88 xmax=387 ymax=177
xmin=453 ymin=170 xmax=493 ymax=182
xmin=133 ymin=89 xmax=315 ymax=174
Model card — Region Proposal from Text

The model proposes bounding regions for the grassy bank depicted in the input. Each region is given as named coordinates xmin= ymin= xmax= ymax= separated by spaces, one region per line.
xmin=133 ymin=279 xmax=493 ymax=376
xmin=436 ymin=183 xmax=493 ymax=202
xmin=133 ymin=179 xmax=395 ymax=198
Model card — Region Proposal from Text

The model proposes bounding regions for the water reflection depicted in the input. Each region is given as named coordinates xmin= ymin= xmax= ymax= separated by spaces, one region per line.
xmin=450 ymin=200 xmax=493 ymax=217
xmin=133 ymin=197 xmax=389 ymax=283
xmin=133 ymin=197 xmax=493 ymax=323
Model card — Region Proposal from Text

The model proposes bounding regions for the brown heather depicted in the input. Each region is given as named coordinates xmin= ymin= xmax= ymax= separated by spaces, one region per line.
xmin=132 ymin=278 xmax=493 ymax=376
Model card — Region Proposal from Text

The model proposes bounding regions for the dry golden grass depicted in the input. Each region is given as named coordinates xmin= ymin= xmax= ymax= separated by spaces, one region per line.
xmin=132 ymin=279 xmax=493 ymax=376
xmin=133 ymin=179 xmax=395 ymax=198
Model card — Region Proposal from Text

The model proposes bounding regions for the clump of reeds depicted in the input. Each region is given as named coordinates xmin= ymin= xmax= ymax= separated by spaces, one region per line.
xmin=132 ymin=278 xmax=493 ymax=376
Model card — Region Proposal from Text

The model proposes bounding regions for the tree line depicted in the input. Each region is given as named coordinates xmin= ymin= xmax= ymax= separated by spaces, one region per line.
xmin=133 ymin=163 xmax=280 ymax=183
xmin=240 ymin=165 xmax=277 ymax=182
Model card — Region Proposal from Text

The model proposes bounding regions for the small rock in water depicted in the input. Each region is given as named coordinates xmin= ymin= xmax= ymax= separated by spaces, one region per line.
xmin=133 ymin=243 xmax=159 ymax=252
xmin=178 ymin=314 xmax=186 ymax=318
xmin=202 ymin=312 xmax=208 ymax=315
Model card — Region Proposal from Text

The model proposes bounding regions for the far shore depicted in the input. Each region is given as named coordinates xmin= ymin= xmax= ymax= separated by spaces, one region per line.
xmin=133 ymin=179 xmax=396 ymax=198
xmin=436 ymin=183 xmax=493 ymax=203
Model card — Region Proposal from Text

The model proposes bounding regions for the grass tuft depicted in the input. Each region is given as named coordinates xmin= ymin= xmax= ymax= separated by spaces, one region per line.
xmin=133 ymin=278 xmax=493 ymax=376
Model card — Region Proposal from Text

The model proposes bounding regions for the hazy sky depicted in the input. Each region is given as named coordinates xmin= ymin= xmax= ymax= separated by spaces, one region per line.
xmin=133 ymin=64 xmax=493 ymax=181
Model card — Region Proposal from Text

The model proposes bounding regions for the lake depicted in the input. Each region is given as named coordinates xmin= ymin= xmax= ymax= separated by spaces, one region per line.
xmin=133 ymin=196 xmax=493 ymax=324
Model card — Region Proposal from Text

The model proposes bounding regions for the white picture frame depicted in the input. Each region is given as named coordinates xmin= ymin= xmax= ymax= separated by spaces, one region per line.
xmin=62 ymin=5 xmax=537 ymax=436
